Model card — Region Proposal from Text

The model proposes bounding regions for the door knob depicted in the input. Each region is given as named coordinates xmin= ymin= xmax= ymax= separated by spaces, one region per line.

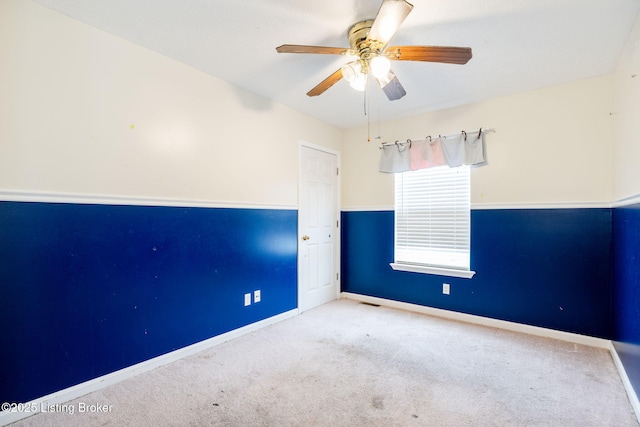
xmin=302 ymin=235 xmax=310 ymax=241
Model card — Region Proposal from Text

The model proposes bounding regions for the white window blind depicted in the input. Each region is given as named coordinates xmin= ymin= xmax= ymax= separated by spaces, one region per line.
xmin=394 ymin=165 xmax=470 ymax=271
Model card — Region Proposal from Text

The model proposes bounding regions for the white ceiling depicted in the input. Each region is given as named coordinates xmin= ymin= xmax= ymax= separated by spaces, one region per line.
xmin=33 ymin=0 xmax=640 ymax=129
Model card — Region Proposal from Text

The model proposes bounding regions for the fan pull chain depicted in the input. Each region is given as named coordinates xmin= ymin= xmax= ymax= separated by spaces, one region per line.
xmin=366 ymin=76 xmax=371 ymax=142
xmin=377 ymin=88 xmax=381 ymax=141
xmin=367 ymin=104 xmax=371 ymax=142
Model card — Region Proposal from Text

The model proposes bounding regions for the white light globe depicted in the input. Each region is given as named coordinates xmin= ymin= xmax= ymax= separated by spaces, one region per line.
xmin=349 ymin=72 xmax=367 ymax=91
xmin=341 ymin=61 xmax=362 ymax=83
xmin=370 ymin=55 xmax=391 ymax=79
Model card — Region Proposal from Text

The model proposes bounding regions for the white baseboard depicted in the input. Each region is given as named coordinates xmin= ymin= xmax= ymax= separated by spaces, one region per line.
xmin=0 ymin=309 xmax=299 ymax=426
xmin=610 ymin=343 xmax=640 ymax=422
xmin=341 ymin=292 xmax=610 ymax=348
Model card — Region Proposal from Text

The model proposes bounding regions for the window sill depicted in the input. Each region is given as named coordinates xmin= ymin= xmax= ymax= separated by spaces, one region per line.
xmin=389 ymin=263 xmax=476 ymax=279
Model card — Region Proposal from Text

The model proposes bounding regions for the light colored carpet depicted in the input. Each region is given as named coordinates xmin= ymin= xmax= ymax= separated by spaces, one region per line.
xmin=13 ymin=299 xmax=639 ymax=426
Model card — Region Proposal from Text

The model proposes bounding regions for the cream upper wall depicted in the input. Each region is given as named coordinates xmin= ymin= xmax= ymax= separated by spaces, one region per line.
xmin=613 ymin=11 xmax=640 ymax=202
xmin=2 ymin=0 xmax=624 ymax=210
xmin=342 ymin=75 xmax=614 ymax=209
xmin=0 ymin=0 xmax=341 ymax=208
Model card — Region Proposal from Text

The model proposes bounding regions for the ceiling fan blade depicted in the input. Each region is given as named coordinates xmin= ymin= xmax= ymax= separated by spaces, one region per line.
xmin=377 ymin=70 xmax=406 ymax=101
xmin=368 ymin=0 xmax=414 ymax=47
xmin=386 ymin=46 xmax=472 ymax=64
xmin=307 ymin=69 xmax=344 ymax=97
xmin=276 ymin=44 xmax=350 ymax=55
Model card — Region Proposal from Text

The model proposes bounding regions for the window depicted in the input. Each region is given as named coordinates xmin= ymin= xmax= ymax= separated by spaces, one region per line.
xmin=391 ymin=165 xmax=475 ymax=278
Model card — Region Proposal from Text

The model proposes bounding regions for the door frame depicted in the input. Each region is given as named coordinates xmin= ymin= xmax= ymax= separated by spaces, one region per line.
xmin=298 ymin=141 xmax=341 ymax=312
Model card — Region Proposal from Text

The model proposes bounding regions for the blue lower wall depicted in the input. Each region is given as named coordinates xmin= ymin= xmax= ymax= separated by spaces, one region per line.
xmin=341 ymin=208 xmax=613 ymax=339
xmin=3 ymin=200 xmax=638 ymax=404
xmin=0 ymin=201 xmax=297 ymax=403
xmin=613 ymin=204 xmax=640 ymax=398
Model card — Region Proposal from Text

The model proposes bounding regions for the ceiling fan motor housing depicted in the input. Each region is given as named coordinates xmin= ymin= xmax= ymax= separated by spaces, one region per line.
xmin=349 ymin=20 xmax=384 ymax=61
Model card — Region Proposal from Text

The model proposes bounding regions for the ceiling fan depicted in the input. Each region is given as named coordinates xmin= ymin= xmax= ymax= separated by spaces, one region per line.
xmin=275 ymin=0 xmax=472 ymax=101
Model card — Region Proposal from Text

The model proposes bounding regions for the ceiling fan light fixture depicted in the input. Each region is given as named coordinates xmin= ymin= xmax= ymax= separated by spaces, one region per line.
xmin=370 ymin=55 xmax=391 ymax=79
xmin=341 ymin=60 xmax=362 ymax=83
xmin=349 ymin=72 xmax=368 ymax=91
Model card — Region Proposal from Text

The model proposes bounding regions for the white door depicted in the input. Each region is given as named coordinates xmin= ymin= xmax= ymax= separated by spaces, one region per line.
xmin=298 ymin=145 xmax=339 ymax=313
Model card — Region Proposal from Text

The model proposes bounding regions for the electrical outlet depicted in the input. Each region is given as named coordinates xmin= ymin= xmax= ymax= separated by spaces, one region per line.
xmin=443 ymin=283 xmax=450 ymax=295
xmin=254 ymin=290 xmax=261 ymax=303
xmin=244 ymin=293 xmax=251 ymax=306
